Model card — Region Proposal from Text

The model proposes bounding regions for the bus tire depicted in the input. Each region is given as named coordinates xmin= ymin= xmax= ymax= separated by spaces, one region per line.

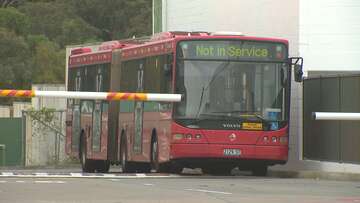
xmin=150 ymin=135 xmax=160 ymax=172
xmin=252 ymin=165 xmax=268 ymax=176
xmin=79 ymin=134 xmax=95 ymax=173
xmin=120 ymin=135 xmax=133 ymax=173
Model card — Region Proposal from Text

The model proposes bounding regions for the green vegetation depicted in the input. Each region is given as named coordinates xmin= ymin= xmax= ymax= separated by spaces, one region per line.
xmin=0 ymin=0 xmax=152 ymax=90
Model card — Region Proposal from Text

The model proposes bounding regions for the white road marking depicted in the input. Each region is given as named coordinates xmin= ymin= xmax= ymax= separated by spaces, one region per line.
xmin=103 ymin=174 xmax=116 ymax=177
xmin=185 ymin=188 xmax=232 ymax=195
xmin=35 ymin=173 xmax=48 ymax=176
xmin=16 ymin=180 xmax=25 ymax=183
xmin=1 ymin=172 xmax=14 ymax=176
xmin=70 ymin=173 xmax=83 ymax=177
xmin=35 ymin=181 xmax=53 ymax=183
xmin=34 ymin=180 xmax=65 ymax=184
xmin=0 ymin=172 xmax=178 ymax=179
xmin=0 ymin=181 xmax=7 ymax=183
xmin=144 ymin=183 xmax=154 ymax=186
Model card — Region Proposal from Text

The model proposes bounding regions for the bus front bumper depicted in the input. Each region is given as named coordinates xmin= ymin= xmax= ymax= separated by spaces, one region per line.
xmin=170 ymin=143 xmax=288 ymax=161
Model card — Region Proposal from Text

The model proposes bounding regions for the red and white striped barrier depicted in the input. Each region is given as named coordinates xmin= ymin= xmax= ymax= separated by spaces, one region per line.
xmin=0 ymin=89 xmax=182 ymax=102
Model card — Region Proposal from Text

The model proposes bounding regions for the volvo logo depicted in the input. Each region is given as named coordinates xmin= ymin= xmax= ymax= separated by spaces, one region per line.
xmin=222 ymin=123 xmax=241 ymax=128
xmin=228 ymin=133 xmax=237 ymax=141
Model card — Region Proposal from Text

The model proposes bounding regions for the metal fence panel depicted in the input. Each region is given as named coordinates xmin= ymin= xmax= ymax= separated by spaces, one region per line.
xmin=319 ymin=78 xmax=340 ymax=161
xmin=340 ymin=76 xmax=360 ymax=163
xmin=304 ymin=75 xmax=360 ymax=164
xmin=0 ymin=118 xmax=23 ymax=166
xmin=303 ymin=78 xmax=321 ymax=160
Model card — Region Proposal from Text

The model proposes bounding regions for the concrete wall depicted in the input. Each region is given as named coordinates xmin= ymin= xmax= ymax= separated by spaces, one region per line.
xmin=32 ymin=84 xmax=66 ymax=110
xmin=13 ymin=102 xmax=31 ymax=118
xmin=0 ymin=106 xmax=10 ymax=118
xmin=25 ymin=111 xmax=66 ymax=166
xmin=162 ymin=0 xmax=299 ymax=56
xmin=299 ymin=0 xmax=360 ymax=76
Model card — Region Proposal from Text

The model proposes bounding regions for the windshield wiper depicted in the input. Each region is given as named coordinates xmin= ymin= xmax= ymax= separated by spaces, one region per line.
xmin=195 ymin=62 xmax=231 ymax=118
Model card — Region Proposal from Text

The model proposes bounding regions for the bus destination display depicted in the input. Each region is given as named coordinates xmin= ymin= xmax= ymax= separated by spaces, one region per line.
xmin=178 ymin=40 xmax=287 ymax=61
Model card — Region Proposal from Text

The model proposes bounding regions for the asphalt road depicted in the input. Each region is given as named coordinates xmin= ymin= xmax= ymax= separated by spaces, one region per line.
xmin=0 ymin=170 xmax=359 ymax=203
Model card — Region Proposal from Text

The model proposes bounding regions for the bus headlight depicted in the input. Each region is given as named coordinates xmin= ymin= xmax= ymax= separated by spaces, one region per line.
xmin=271 ymin=136 xmax=277 ymax=143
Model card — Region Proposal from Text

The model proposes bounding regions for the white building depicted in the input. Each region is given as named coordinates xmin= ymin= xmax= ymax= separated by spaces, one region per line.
xmin=153 ymin=0 xmax=360 ymax=174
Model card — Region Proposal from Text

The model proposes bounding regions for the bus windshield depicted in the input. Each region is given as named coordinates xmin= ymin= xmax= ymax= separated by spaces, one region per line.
xmin=175 ymin=60 xmax=289 ymax=121
xmin=174 ymin=40 xmax=289 ymax=122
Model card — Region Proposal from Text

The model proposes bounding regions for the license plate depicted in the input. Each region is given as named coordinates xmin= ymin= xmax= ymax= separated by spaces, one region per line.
xmin=223 ymin=149 xmax=241 ymax=156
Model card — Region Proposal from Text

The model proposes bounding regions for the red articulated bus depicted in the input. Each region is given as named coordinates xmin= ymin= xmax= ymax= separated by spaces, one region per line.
xmin=66 ymin=31 xmax=303 ymax=175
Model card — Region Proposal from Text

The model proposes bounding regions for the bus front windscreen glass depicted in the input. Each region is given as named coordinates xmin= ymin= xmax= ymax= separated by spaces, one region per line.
xmin=175 ymin=40 xmax=289 ymax=130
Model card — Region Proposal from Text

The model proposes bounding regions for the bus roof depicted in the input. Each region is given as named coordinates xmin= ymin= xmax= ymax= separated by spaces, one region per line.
xmin=68 ymin=31 xmax=289 ymax=67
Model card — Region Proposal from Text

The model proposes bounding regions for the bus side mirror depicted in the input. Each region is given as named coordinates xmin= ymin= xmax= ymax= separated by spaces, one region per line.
xmin=290 ymin=57 xmax=303 ymax=82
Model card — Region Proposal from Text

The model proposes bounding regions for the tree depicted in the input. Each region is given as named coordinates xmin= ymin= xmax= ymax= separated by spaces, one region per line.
xmin=0 ymin=7 xmax=29 ymax=35
xmin=30 ymin=39 xmax=65 ymax=83
xmin=0 ymin=0 xmax=23 ymax=8
xmin=68 ymin=0 xmax=152 ymax=40
xmin=0 ymin=28 xmax=31 ymax=89
xmin=57 ymin=18 xmax=100 ymax=47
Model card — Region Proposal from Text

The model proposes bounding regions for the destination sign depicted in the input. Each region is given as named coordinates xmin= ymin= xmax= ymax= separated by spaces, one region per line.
xmin=177 ymin=40 xmax=287 ymax=61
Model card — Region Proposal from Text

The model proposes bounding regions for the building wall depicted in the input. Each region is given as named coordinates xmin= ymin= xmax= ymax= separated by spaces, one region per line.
xmin=300 ymin=0 xmax=360 ymax=75
xmin=32 ymin=84 xmax=66 ymax=110
xmin=13 ymin=102 xmax=31 ymax=118
xmin=161 ymin=0 xmax=299 ymax=56
xmin=0 ymin=106 xmax=10 ymax=118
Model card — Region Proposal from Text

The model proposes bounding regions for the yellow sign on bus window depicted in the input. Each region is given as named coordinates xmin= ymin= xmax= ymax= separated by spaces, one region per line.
xmin=242 ymin=122 xmax=263 ymax=130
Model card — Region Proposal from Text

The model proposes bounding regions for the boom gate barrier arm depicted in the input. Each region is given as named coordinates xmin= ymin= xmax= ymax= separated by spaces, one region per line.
xmin=0 ymin=89 xmax=182 ymax=102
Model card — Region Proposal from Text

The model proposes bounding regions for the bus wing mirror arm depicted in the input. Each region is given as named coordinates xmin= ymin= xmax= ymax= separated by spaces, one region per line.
xmin=290 ymin=57 xmax=304 ymax=82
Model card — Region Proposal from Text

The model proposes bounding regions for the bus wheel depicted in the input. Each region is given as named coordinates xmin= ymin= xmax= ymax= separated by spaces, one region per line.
xmin=80 ymin=135 xmax=94 ymax=173
xmin=150 ymin=136 xmax=160 ymax=172
xmin=252 ymin=165 xmax=268 ymax=176
xmin=120 ymin=137 xmax=133 ymax=173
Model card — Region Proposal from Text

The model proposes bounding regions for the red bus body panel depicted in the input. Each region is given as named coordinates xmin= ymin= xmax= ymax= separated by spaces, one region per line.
xmin=170 ymin=122 xmax=288 ymax=161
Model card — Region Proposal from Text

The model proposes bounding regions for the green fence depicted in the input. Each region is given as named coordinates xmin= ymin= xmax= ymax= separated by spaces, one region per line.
xmin=0 ymin=118 xmax=23 ymax=166
xmin=304 ymin=75 xmax=360 ymax=163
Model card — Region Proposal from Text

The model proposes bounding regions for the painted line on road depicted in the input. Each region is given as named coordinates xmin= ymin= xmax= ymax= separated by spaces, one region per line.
xmin=34 ymin=173 xmax=49 ymax=176
xmin=35 ymin=180 xmax=66 ymax=184
xmin=185 ymin=188 xmax=232 ymax=195
xmin=70 ymin=173 xmax=83 ymax=177
xmin=0 ymin=172 xmax=180 ymax=179
xmin=103 ymin=174 xmax=116 ymax=177
xmin=0 ymin=181 xmax=7 ymax=183
xmin=1 ymin=172 xmax=14 ymax=176
xmin=16 ymin=180 xmax=25 ymax=183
